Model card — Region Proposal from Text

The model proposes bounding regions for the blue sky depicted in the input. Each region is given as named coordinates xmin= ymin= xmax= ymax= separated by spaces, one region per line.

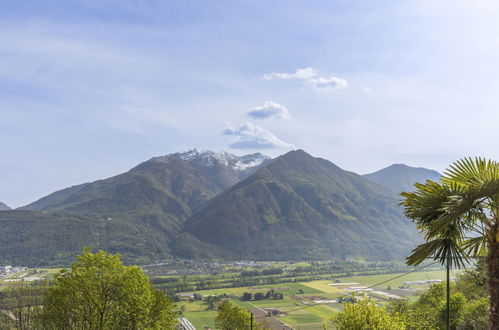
xmin=2 ymin=0 xmax=499 ymax=207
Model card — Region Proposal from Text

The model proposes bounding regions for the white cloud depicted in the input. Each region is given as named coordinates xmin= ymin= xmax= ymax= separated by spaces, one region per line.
xmin=262 ymin=67 xmax=348 ymax=90
xmin=263 ymin=67 xmax=317 ymax=80
xmin=247 ymin=101 xmax=290 ymax=119
xmin=223 ymin=122 xmax=293 ymax=149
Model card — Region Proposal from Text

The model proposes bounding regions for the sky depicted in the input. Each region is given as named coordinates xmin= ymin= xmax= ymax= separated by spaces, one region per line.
xmin=2 ymin=0 xmax=499 ymax=207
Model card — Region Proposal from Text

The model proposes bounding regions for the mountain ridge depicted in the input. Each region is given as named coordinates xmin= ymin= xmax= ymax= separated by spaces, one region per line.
xmin=1 ymin=149 xmax=426 ymax=266
xmin=364 ymin=163 xmax=441 ymax=194
xmin=21 ymin=150 xmax=270 ymax=212
xmin=175 ymin=150 xmax=419 ymax=260
xmin=0 ymin=202 xmax=11 ymax=211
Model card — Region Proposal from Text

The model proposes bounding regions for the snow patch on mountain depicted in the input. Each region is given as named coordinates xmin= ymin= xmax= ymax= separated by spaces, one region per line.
xmin=160 ymin=149 xmax=271 ymax=172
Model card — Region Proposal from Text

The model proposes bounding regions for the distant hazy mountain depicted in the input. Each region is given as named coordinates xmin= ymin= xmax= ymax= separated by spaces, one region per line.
xmin=175 ymin=150 xmax=419 ymax=260
xmin=364 ymin=164 xmax=441 ymax=194
xmin=0 ymin=202 xmax=11 ymax=211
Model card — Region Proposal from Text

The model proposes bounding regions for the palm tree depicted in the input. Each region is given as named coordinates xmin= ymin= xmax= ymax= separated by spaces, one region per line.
xmin=400 ymin=158 xmax=499 ymax=329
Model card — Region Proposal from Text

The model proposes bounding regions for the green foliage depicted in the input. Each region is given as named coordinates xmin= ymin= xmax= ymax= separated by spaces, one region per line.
xmin=2 ymin=150 xmax=420 ymax=265
xmin=437 ymin=293 xmax=467 ymax=329
xmin=215 ymin=300 xmax=266 ymax=330
xmin=242 ymin=292 xmax=253 ymax=301
xmin=1 ymin=153 xmax=263 ymax=266
xmin=239 ymin=289 xmax=282 ymax=302
xmin=38 ymin=248 xmax=177 ymax=329
xmin=0 ymin=210 xmax=173 ymax=266
xmin=333 ymin=296 xmax=405 ymax=330
xmin=454 ymin=258 xmax=487 ymax=300
xmin=400 ymin=157 xmax=499 ymax=327
xmin=385 ymin=267 xmax=489 ymax=330
xmin=414 ymin=282 xmax=446 ymax=310
xmin=459 ymin=297 xmax=488 ymax=329
xmin=0 ymin=282 xmax=46 ymax=329
xmin=181 ymin=150 xmax=420 ymax=260
xmin=401 ymin=157 xmax=499 ymax=267
xmin=402 ymin=308 xmax=437 ymax=330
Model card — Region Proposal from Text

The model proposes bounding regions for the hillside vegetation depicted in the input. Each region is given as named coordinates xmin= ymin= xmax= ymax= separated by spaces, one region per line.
xmin=177 ymin=150 xmax=420 ymax=260
xmin=1 ymin=150 xmax=433 ymax=266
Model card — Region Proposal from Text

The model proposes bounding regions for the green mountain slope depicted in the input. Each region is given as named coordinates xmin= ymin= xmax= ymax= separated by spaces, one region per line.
xmin=364 ymin=164 xmax=441 ymax=194
xmin=0 ymin=210 xmax=174 ymax=266
xmin=175 ymin=150 xmax=420 ymax=260
xmin=2 ymin=150 xmax=270 ymax=265
xmin=21 ymin=151 xmax=270 ymax=239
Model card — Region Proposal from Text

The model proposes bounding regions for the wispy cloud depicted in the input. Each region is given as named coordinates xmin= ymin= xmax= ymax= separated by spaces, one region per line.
xmin=262 ymin=67 xmax=348 ymax=90
xmin=223 ymin=122 xmax=293 ymax=149
xmin=247 ymin=101 xmax=290 ymax=119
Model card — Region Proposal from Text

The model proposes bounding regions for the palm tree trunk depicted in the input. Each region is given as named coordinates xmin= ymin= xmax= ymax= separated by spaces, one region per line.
xmin=488 ymin=223 xmax=499 ymax=329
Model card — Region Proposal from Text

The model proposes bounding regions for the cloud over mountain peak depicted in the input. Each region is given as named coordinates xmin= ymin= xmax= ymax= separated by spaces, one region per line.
xmin=223 ymin=122 xmax=293 ymax=149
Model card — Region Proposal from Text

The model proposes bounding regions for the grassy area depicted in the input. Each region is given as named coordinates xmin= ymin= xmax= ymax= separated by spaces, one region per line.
xmin=330 ymin=270 xmax=454 ymax=290
xmin=184 ymin=310 xmax=217 ymax=329
xmin=0 ymin=265 xmax=454 ymax=329
xmin=178 ymin=269 xmax=456 ymax=329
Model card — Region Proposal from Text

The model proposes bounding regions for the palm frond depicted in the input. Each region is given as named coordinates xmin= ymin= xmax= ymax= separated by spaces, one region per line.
xmin=460 ymin=236 xmax=488 ymax=257
xmin=400 ymin=180 xmax=453 ymax=226
xmin=401 ymin=157 xmax=499 ymax=269
xmin=441 ymin=157 xmax=499 ymax=186
xmin=406 ymin=238 xmax=468 ymax=268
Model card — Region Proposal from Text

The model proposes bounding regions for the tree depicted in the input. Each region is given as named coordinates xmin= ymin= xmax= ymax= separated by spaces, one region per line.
xmin=437 ymin=293 xmax=467 ymax=329
xmin=454 ymin=257 xmax=488 ymax=300
xmin=38 ymin=248 xmax=177 ymax=329
xmin=205 ymin=295 xmax=221 ymax=310
xmin=386 ymin=274 xmax=489 ymax=329
xmin=333 ymin=296 xmax=405 ymax=330
xmin=242 ymin=292 xmax=253 ymax=301
xmin=264 ymin=289 xmax=274 ymax=299
xmin=460 ymin=297 xmax=489 ymax=329
xmin=400 ymin=157 xmax=499 ymax=328
xmin=254 ymin=292 xmax=265 ymax=300
xmin=0 ymin=282 xmax=45 ymax=330
xmin=215 ymin=300 xmax=267 ymax=330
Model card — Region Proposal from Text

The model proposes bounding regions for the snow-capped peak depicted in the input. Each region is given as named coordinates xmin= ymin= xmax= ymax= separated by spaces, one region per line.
xmin=160 ymin=149 xmax=271 ymax=171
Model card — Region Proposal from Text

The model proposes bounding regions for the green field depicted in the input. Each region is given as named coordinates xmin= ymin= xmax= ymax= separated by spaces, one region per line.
xmin=0 ymin=266 xmax=454 ymax=329
xmin=179 ymin=269 xmax=453 ymax=329
xmin=184 ymin=310 xmax=217 ymax=329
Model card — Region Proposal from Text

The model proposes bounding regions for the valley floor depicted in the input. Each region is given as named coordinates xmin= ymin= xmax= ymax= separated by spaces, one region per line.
xmin=178 ymin=270 xmax=454 ymax=329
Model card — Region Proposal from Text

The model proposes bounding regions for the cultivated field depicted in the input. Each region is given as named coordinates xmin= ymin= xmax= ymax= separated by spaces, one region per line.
xmin=181 ymin=270 xmax=455 ymax=329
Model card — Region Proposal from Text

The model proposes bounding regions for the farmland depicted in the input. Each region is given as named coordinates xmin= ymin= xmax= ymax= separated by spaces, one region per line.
xmin=0 ymin=267 xmax=60 ymax=291
xmin=0 ymin=260 xmax=457 ymax=329
xmin=176 ymin=269 xmax=454 ymax=329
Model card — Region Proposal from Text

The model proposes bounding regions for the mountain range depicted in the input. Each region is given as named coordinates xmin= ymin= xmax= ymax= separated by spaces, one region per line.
xmin=0 ymin=202 xmax=10 ymax=211
xmin=175 ymin=150 xmax=419 ymax=260
xmin=0 ymin=149 xmax=439 ymax=266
